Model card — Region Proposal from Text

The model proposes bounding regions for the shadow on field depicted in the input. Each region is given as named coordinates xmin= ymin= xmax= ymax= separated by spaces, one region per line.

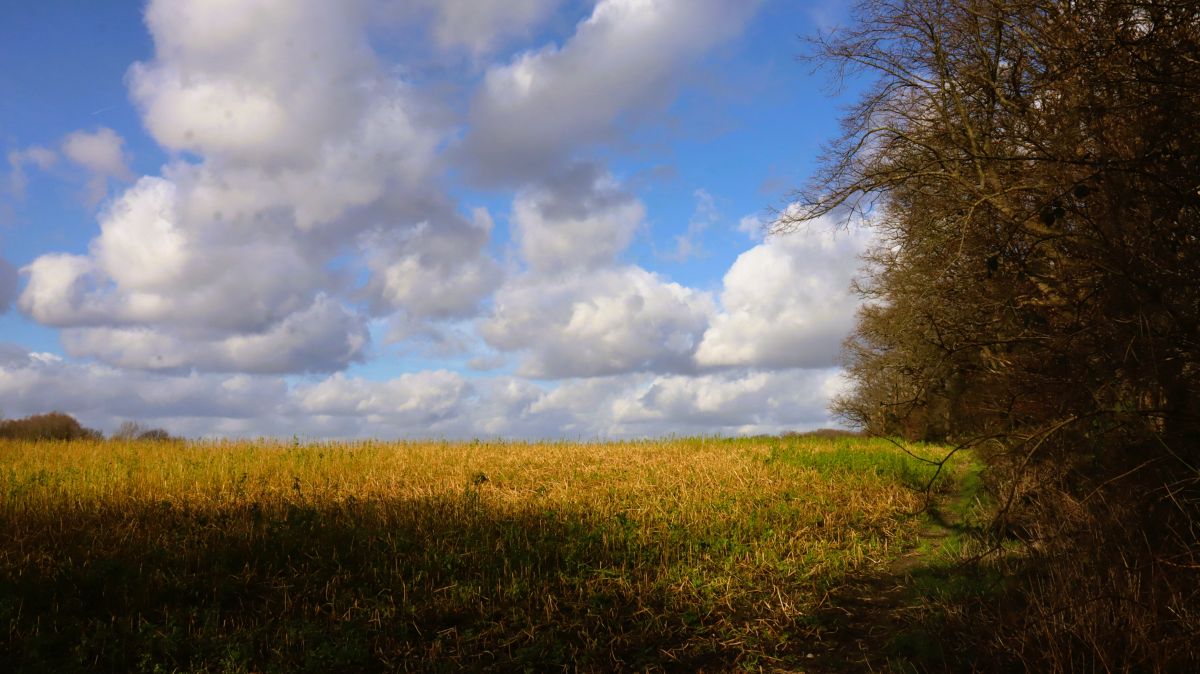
xmin=803 ymin=498 xmax=1014 ymax=674
xmin=807 ymin=560 xmax=1008 ymax=672
xmin=0 ymin=490 xmax=826 ymax=673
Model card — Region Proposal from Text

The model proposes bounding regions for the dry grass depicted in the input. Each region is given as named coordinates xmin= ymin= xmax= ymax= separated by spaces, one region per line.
xmin=0 ymin=435 xmax=957 ymax=672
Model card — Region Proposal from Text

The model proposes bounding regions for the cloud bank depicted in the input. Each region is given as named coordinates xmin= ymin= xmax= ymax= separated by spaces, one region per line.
xmin=0 ymin=345 xmax=844 ymax=439
xmin=4 ymin=0 xmax=870 ymax=439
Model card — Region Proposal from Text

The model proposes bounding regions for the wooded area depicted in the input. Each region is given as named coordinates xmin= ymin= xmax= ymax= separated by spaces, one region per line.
xmin=781 ymin=0 xmax=1199 ymax=668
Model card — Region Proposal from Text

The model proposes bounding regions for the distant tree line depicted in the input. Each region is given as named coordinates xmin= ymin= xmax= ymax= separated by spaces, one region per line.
xmin=111 ymin=420 xmax=178 ymax=442
xmin=785 ymin=0 xmax=1198 ymax=669
xmin=0 ymin=412 xmax=102 ymax=441
xmin=0 ymin=412 xmax=175 ymax=441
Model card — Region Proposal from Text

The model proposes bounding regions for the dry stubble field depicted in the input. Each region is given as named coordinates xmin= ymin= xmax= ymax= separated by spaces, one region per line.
xmin=0 ymin=435 xmax=966 ymax=672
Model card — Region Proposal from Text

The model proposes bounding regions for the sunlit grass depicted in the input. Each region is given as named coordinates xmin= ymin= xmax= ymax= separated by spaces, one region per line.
xmin=0 ymin=435 xmax=964 ymax=672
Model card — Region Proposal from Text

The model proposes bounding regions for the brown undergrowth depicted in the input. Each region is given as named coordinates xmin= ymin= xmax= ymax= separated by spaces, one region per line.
xmin=805 ymin=453 xmax=1200 ymax=673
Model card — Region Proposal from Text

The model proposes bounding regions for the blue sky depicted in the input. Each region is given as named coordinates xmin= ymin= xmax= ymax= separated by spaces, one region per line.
xmin=0 ymin=0 xmax=872 ymax=439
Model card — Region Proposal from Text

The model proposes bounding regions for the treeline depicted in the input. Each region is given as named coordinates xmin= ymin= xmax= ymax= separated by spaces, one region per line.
xmin=0 ymin=412 xmax=176 ymax=441
xmin=788 ymin=0 xmax=1198 ymax=670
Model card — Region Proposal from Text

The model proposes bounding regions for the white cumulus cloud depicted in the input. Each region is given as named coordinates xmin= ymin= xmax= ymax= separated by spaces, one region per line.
xmin=463 ymin=0 xmax=761 ymax=181
xmin=3 ymin=0 xmax=875 ymax=440
xmin=0 ymin=350 xmax=843 ymax=440
xmin=0 ymin=347 xmax=286 ymax=425
xmin=512 ymin=163 xmax=644 ymax=273
xmin=6 ymin=146 xmax=58 ymax=199
xmin=18 ymin=0 xmax=498 ymax=374
xmin=695 ymin=219 xmax=873 ymax=370
xmin=61 ymin=127 xmax=134 ymax=206
xmin=425 ymin=0 xmax=563 ymax=56
xmin=362 ymin=204 xmax=502 ymax=320
xmin=482 ymin=266 xmax=715 ymax=378
xmin=59 ymin=295 xmax=367 ymax=374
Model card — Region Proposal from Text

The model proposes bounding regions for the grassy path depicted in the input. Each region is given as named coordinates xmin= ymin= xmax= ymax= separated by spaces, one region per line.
xmin=804 ymin=450 xmax=995 ymax=673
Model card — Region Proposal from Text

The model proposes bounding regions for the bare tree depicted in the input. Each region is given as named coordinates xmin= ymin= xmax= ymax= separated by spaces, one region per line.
xmin=112 ymin=420 xmax=146 ymax=440
xmin=113 ymin=420 xmax=176 ymax=442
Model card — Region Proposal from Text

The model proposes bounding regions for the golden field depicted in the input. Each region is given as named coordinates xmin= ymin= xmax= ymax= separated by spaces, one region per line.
xmin=0 ymin=435 xmax=962 ymax=672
